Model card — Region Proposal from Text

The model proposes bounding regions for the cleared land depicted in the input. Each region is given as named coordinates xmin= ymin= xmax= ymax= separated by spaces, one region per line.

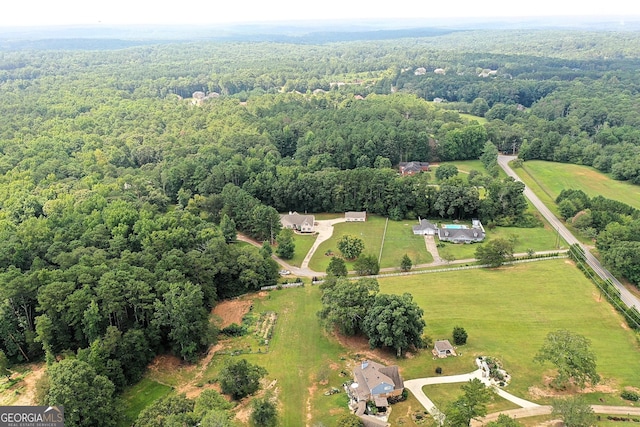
xmin=519 ymin=160 xmax=640 ymax=211
xmin=108 ymin=260 xmax=640 ymax=426
xmin=379 ymin=260 xmax=640 ymax=403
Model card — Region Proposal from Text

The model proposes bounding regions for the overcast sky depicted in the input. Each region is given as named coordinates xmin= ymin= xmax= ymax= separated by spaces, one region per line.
xmin=1 ymin=0 xmax=639 ymax=27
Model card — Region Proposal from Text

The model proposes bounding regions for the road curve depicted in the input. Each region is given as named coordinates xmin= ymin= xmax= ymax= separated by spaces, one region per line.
xmin=497 ymin=155 xmax=640 ymax=311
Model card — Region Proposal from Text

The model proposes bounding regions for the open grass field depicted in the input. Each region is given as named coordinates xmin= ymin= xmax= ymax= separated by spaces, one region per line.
xmin=234 ymin=287 xmax=347 ymax=426
xmin=420 ymin=382 xmax=520 ymax=413
xmin=116 ymin=260 xmax=640 ymax=426
xmin=288 ymin=233 xmax=316 ymax=267
xmin=308 ymin=215 xmax=388 ymax=272
xmin=377 ymin=259 xmax=640 ymax=405
xmin=380 ymin=220 xmax=433 ymax=268
xmin=519 ymin=160 xmax=640 ymax=211
xmin=120 ymin=378 xmax=173 ymax=426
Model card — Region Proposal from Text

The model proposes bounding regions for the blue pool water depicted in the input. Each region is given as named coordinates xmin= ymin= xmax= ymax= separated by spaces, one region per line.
xmin=442 ymin=224 xmax=467 ymax=229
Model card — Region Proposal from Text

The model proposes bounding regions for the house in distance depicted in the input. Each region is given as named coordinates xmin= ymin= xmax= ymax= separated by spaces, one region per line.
xmin=280 ymin=211 xmax=315 ymax=233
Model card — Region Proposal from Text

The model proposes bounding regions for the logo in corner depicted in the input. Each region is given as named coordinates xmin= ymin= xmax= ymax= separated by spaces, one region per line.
xmin=0 ymin=405 xmax=64 ymax=426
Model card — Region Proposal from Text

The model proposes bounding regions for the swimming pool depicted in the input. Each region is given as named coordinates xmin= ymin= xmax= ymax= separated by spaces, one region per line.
xmin=442 ymin=224 xmax=468 ymax=229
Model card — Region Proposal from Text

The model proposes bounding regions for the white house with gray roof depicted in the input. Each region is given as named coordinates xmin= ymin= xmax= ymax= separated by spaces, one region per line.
xmin=280 ymin=212 xmax=315 ymax=233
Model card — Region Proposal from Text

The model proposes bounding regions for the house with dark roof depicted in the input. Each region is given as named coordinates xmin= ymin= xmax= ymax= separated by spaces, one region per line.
xmin=412 ymin=219 xmax=438 ymax=235
xmin=399 ymin=161 xmax=430 ymax=176
xmin=280 ymin=212 xmax=315 ymax=233
xmin=438 ymin=220 xmax=485 ymax=243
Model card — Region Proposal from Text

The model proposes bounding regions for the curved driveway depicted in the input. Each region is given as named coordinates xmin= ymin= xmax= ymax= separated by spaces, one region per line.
xmin=498 ymin=155 xmax=640 ymax=311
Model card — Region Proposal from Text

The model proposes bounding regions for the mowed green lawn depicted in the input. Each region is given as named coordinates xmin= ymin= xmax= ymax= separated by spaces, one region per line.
xmin=519 ymin=160 xmax=640 ymax=211
xmin=308 ymin=215 xmax=388 ymax=272
xmin=236 ymin=286 xmax=347 ymax=427
xmin=287 ymin=233 xmax=317 ymax=267
xmin=437 ymin=224 xmax=562 ymax=261
xmin=120 ymin=378 xmax=173 ymax=426
xmin=378 ymin=259 xmax=640 ymax=404
xmin=380 ymin=220 xmax=433 ymax=268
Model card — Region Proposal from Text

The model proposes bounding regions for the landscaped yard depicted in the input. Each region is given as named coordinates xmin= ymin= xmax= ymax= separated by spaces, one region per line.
xmin=378 ymin=259 xmax=640 ymax=404
xmin=379 ymin=220 xmax=433 ymax=268
xmin=308 ymin=215 xmax=388 ymax=272
xmin=437 ymin=223 xmax=563 ymax=262
xmin=287 ymin=233 xmax=316 ymax=267
xmin=116 ymin=257 xmax=640 ymax=426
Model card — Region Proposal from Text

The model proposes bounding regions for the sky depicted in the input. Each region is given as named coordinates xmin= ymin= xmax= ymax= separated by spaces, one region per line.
xmin=1 ymin=0 xmax=639 ymax=27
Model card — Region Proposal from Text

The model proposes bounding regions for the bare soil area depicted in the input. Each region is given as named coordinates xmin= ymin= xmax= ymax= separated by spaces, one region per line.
xmin=212 ymin=298 xmax=254 ymax=328
xmin=0 ymin=363 xmax=45 ymax=406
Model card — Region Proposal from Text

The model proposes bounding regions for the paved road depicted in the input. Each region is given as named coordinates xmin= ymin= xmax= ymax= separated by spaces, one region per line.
xmin=498 ymin=155 xmax=640 ymax=311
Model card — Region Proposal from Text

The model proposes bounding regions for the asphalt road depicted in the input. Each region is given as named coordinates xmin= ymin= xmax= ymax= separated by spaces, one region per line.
xmin=497 ymin=155 xmax=640 ymax=311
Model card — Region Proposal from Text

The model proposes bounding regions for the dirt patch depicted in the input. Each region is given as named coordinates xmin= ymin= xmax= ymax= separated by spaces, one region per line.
xmin=333 ymin=333 xmax=394 ymax=365
xmin=529 ymin=377 xmax=617 ymax=399
xmin=149 ymin=354 xmax=193 ymax=374
xmin=0 ymin=363 xmax=46 ymax=406
xmin=175 ymin=343 xmax=225 ymax=399
xmin=212 ymin=299 xmax=254 ymax=329
xmin=306 ymin=383 xmax=317 ymax=426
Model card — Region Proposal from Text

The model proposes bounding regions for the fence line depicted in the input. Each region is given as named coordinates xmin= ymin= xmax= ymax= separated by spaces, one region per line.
xmin=379 ymin=217 xmax=389 ymax=264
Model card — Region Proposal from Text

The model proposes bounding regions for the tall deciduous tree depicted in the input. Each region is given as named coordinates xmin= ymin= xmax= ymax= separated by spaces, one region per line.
xmin=275 ymin=228 xmax=295 ymax=259
xmin=219 ymin=359 xmax=267 ymax=400
xmin=153 ymin=282 xmax=210 ymax=362
xmin=326 ymin=256 xmax=348 ymax=277
xmin=534 ymin=329 xmax=600 ymax=389
xmin=250 ymin=394 xmax=278 ymax=427
xmin=475 ymin=238 xmax=515 ymax=268
xmin=354 ymin=254 xmax=380 ymax=275
xmin=444 ymin=378 xmax=494 ymax=427
xmin=551 ymin=396 xmax=596 ymax=427
xmin=47 ymin=358 xmax=120 ymax=427
xmin=318 ymin=278 xmax=379 ymax=336
xmin=220 ymin=214 xmax=237 ymax=243
xmin=337 ymin=234 xmax=365 ymax=260
xmin=362 ymin=293 xmax=425 ymax=357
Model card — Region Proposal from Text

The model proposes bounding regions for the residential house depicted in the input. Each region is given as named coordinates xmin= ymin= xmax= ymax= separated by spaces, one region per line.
xmin=412 ymin=219 xmax=438 ymax=235
xmin=345 ymin=211 xmax=367 ymax=222
xmin=349 ymin=360 xmax=404 ymax=407
xmin=433 ymin=340 xmax=456 ymax=358
xmin=414 ymin=67 xmax=427 ymax=75
xmin=434 ymin=68 xmax=446 ymax=75
xmin=399 ymin=161 xmax=430 ymax=176
xmin=438 ymin=220 xmax=485 ymax=243
xmin=280 ymin=212 xmax=315 ymax=233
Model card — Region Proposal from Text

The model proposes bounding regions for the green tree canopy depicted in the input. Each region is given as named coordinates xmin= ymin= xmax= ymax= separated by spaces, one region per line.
xmin=400 ymin=254 xmax=413 ymax=271
xmin=353 ymin=253 xmax=380 ymax=275
xmin=337 ymin=234 xmax=365 ymax=260
xmin=534 ymin=329 xmax=600 ymax=389
xmin=551 ymin=396 xmax=596 ymax=427
xmin=250 ymin=394 xmax=278 ymax=427
xmin=318 ymin=278 xmax=379 ymax=336
xmin=475 ymin=238 xmax=515 ymax=268
xmin=362 ymin=292 xmax=425 ymax=357
xmin=275 ymin=228 xmax=295 ymax=259
xmin=452 ymin=326 xmax=468 ymax=345
xmin=444 ymin=378 xmax=494 ymax=427
xmin=218 ymin=359 xmax=267 ymax=400
xmin=326 ymin=256 xmax=348 ymax=277
xmin=47 ymin=358 xmax=120 ymax=427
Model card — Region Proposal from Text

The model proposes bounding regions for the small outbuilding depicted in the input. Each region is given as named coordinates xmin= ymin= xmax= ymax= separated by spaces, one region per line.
xmin=345 ymin=211 xmax=367 ymax=222
xmin=433 ymin=340 xmax=456 ymax=358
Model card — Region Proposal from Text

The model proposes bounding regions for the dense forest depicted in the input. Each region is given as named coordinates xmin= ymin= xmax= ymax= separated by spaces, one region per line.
xmin=1 ymin=28 xmax=640 ymax=425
